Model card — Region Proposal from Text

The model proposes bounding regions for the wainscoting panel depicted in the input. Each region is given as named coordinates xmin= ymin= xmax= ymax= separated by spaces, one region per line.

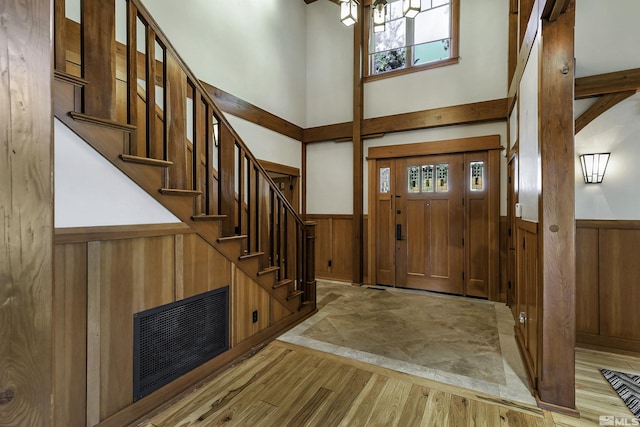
xmin=231 ymin=266 xmax=271 ymax=347
xmin=576 ymin=220 xmax=640 ymax=353
xmin=179 ymin=233 xmax=231 ymax=299
xmin=308 ymin=214 xmax=354 ymax=282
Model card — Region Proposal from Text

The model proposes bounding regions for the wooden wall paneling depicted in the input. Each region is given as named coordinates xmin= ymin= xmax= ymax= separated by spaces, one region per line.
xmin=82 ymin=0 xmax=116 ymax=119
xmin=181 ymin=234 xmax=232 ymax=299
xmin=368 ymin=135 xmax=501 ymax=160
xmin=271 ymin=298 xmax=294 ymax=324
xmin=499 ymin=217 xmax=508 ymax=303
xmin=88 ymin=236 xmax=176 ymax=421
xmin=166 ymin=53 xmax=188 ymax=189
xmin=367 ymin=159 xmax=377 ymax=286
xmin=311 ymin=217 xmax=331 ymax=278
xmin=54 ymin=244 xmax=88 ymax=427
xmin=537 ymin=1 xmax=576 ymax=412
xmin=232 ymin=266 xmax=271 ymax=347
xmin=0 ymin=0 xmax=53 ymax=423
xmin=575 ymin=227 xmax=599 ymax=335
xmin=363 ymin=215 xmax=369 ymax=284
xmin=331 ymin=218 xmax=354 ymax=281
xmin=488 ymin=149 xmax=501 ymax=302
xmin=599 ymin=229 xmax=640 ymax=342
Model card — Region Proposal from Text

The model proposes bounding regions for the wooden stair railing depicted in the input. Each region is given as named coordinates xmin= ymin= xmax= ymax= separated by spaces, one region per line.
xmin=53 ymin=0 xmax=315 ymax=305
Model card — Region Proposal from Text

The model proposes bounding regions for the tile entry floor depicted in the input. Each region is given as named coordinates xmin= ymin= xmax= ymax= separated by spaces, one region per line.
xmin=279 ymin=280 xmax=536 ymax=405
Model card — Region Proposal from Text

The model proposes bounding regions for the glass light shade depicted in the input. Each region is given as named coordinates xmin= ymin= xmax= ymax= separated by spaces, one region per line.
xmin=341 ymin=0 xmax=358 ymax=27
xmin=579 ymin=153 xmax=610 ymax=184
xmin=403 ymin=0 xmax=421 ymax=18
xmin=372 ymin=1 xmax=387 ymax=33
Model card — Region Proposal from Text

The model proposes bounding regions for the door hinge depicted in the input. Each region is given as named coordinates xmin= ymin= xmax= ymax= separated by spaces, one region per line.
xmin=289 ymin=184 xmax=294 ymax=190
xmin=508 ymin=228 xmax=512 ymax=237
xmin=508 ymin=176 xmax=512 ymax=184
xmin=462 ymin=197 xmax=465 ymax=206
xmin=328 ymin=259 xmax=332 ymax=268
xmin=508 ymin=280 xmax=512 ymax=289
xmin=523 ymin=238 xmax=526 ymax=249
xmin=462 ymin=237 xmax=465 ymax=246
xmin=462 ymin=272 xmax=465 ymax=281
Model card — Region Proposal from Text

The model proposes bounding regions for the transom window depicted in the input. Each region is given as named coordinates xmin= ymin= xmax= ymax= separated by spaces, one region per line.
xmin=365 ymin=0 xmax=459 ymax=80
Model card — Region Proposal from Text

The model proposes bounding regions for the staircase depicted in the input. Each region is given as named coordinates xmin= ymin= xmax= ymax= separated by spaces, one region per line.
xmin=53 ymin=0 xmax=316 ymax=313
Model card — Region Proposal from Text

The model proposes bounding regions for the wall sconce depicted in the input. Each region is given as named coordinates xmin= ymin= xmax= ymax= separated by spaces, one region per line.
xmin=579 ymin=153 xmax=610 ymax=184
xmin=372 ymin=0 xmax=388 ymax=33
xmin=402 ymin=0 xmax=421 ymax=18
xmin=340 ymin=0 xmax=359 ymax=27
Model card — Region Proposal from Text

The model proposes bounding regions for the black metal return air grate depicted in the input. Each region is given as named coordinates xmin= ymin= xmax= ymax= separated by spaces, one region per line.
xmin=133 ymin=287 xmax=229 ymax=401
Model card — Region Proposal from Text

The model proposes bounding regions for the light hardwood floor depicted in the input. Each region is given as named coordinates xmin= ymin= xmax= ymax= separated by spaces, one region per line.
xmin=140 ymin=340 xmax=555 ymax=426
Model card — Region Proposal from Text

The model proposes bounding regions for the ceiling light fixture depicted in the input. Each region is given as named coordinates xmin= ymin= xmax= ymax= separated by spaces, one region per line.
xmin=340 ymin=0 xmax=358 ymax=27
xmin=372 ymin=0 xmax=388 ymax=33
xmin=402 ymin=0 xmax=421 ymax=18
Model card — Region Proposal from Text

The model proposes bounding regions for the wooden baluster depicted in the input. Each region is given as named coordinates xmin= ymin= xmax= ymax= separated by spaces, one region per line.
xmin=194 ymin=89 xmax=205 ymax=215
xmin=126 ymin=2 xmax=145 ymax=156
xmin=82 ymin=0 xmax=116 ymax=119
xmin=218 ymin=125 xmax=235 ymax=236
xmin=272 ymin=193 xmax=279 ymax=276
xmin=54 ymin=0 xmax=66 ymax=71
xmin=166 ymin=53 xmax=187 ymax=188
xmin=305 ymin=221 xmax=317 ymax=303
xmin=146 ymin=27 xmax=161 ymax=159
xmin=238 ymin=147 xmax=246 ymax=241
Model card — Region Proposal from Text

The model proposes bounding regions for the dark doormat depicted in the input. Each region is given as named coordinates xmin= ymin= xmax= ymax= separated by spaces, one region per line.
xmin=600 ymin=368 xmax=640 ymax=419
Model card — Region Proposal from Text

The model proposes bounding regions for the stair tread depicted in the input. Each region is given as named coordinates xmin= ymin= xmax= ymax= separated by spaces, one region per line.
xmin=286 ymin=290 xmax=304 ymax=301
xmin=191 ymin=214 xmax=227 ymax=221
xmin=69 ymin=111 xmax=137 ymax=133
xmin=54 ymin=70 xmax=89 ymax=86
xmin=257 ymin=266 xmax=280 ymax=276
xmin=239 ymin=252 xmax=265 ymax=260
xmin=120 ymin=154 xmax=173 ymax=167
xmin=159 ymin=188 xmax=202 ymax=196
xmin=217 ymin=235 xmax=247 ymax=243
xmin=273 ymin=279 xmax=293 ymax=289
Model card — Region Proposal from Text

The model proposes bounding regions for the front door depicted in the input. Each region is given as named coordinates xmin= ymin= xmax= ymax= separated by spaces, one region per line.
xmin=376 ymin=154 xmax=464 ymax=294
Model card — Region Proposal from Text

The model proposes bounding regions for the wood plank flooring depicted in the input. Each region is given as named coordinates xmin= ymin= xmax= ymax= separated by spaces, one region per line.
xmin=140 ymin=341 xmax=552 ymax=426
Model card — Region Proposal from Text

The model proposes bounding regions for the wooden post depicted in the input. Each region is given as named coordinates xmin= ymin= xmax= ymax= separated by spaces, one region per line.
xmin=219 ymin=125 xmax=236 ymax=236
xmin=305 ymin=221 xmax=317 ymax=304
xmin=351 ymin=5 xmax=364 ymax=285
xmin=537 ymin=0 xmax=577 ymax=413
xmin=0 ymin=0 xmax=53 ymax=424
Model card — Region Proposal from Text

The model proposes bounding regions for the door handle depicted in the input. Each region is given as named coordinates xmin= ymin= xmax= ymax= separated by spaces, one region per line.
xmin=396 ymin=224 xmax=402 ymax=241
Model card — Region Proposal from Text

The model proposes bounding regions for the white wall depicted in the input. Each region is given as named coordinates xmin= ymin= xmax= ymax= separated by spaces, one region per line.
xmin=141 ymin=0 xmax=308 ymax=128
xmin=306 ymin=141 xmax=353 ymax=215
xmin=573 ymin=0 xmax=640 ymax=219
xmin=517 ymin=30 xmax=540 ymax=223
xmin=305 ymin=1 xmax=354 ymax=127
xmin=575 ymin=0 xmax=640 ymax=78
xmin=54 ymin=119 xmax=180 ymax=227
xmin=575 ymin=94 xmax=640 ymax=220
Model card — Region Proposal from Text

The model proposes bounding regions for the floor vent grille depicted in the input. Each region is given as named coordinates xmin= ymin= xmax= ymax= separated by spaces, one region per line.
xmin=133 ymin=287 xmax=229 ymax=401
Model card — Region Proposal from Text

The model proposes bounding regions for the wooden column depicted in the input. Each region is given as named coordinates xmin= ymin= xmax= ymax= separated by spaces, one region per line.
xmin=351 ymin=5 xmax=364 ymax=285
xmin=82 ymin=0 xmax=116 ymax=119
xmin=0 ymin=0 xmax=53 ymax=424
xmin=537 ymin=0 xmax=576 ymax=413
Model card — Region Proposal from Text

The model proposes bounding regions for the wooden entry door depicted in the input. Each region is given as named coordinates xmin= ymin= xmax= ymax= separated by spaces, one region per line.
xmin=396 ymin=154 xmax=464 ymax=293
xmin=375 ymin=155 xmax=464 ymax=294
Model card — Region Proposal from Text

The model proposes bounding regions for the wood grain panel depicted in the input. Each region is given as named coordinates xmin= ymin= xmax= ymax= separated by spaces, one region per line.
xmin=430 ymin=200 xmax=450 ymax=279
xmin=181 ymin=234 xmax=231 ymax=299
xmin=575 ymin=227 xmax=599 ymax=335
xmin=271 ymin=298 xmax=293 ymax=324
xmin=332 ymin=218 xmax=354 ymax=281
xmin=575 ymin=68 xmax=640 ymax=99
xmin=0 ymin=0 xmax=53 ymax=423
xmin=89 ymin=236 xmax=176 ymax=421
xmin=83 ymin=0 xmax=116 ymax=119
xmin=312 ymin=218 xmax=331 ymax=278
xmin=406 ymin=200 xmax=426 ymax=278
xmin=232 ymin=267 xmax=271 ymax=347
xmin=368 ymin=135 xmax=501 ymax=160
xmin=599 ymin=229 xmax=640 ymax=341
xmin=467 ymin=199 xmax=488 ymax=297
xmin=54 ymin=244 xmax=87 ymax=427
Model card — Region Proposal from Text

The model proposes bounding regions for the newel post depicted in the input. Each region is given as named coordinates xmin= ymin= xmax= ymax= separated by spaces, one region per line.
xmin=304 ymin=221 xmax=317 ymax=305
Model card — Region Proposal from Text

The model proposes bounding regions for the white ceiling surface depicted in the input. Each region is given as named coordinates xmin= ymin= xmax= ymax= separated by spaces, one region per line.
xmin=575 ymin=0 xmax=640 ymax=78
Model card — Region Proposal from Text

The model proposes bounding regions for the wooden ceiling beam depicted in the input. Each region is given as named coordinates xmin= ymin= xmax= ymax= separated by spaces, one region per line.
xmin=575 ymin=90 xmax=636 ymax=134
xmin=575 ymin=68 xmax=640 ymax=99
